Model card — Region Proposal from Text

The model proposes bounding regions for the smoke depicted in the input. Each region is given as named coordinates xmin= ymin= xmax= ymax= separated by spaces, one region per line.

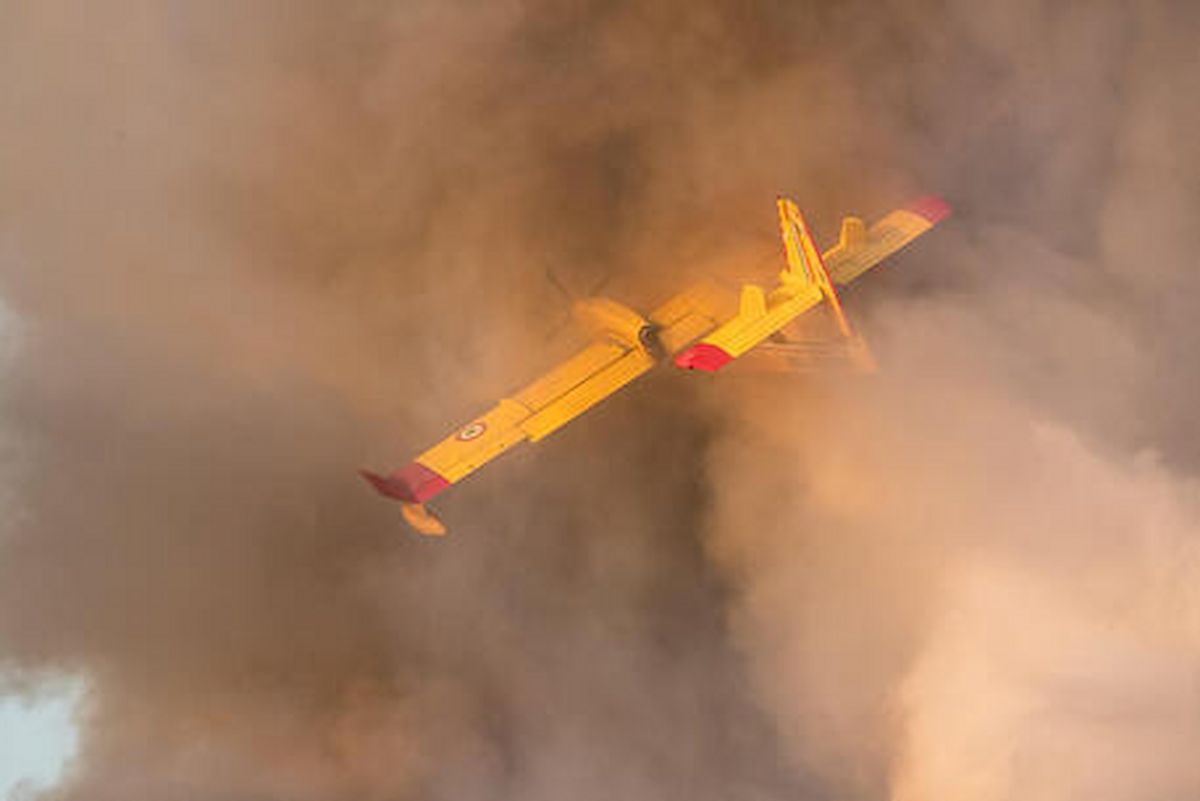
xmin=701 ymin=2 xmax=1200 ymax=799
xmin=0 ymin=1 xmax=1197 ymax=800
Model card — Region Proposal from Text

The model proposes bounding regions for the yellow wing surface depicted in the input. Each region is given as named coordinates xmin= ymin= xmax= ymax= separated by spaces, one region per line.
xmin=672 ymin=196 xmax=949 ymax=371
xmin=362 ymin=304 xmax=658 ymax=534
xmin=365 ymin=195 xmax=949 ymax=533
xmin=824 ymin=196 xmax=951 ymax=285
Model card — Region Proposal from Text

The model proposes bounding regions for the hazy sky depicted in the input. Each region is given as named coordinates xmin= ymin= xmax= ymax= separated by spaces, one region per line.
xmin=1 ymin=3 xmax=1198 ymax=800
xmin=0 ymin=677 xmax=81 ymax=798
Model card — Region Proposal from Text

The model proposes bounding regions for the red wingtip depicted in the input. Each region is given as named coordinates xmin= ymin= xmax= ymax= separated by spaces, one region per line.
xmin=359 ymin=463 xmax=450 ymax=504
xmin=905 ymin=195 xmax=952 ymax=225
xmin=673 ymin=343 xmax=734 ymax=372
xmin=360 ymin=469 xmax=391 ymax=494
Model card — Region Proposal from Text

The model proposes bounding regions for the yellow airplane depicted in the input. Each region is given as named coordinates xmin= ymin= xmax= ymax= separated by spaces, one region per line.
xmin=362 ymin=196 xmax=950 ymax=534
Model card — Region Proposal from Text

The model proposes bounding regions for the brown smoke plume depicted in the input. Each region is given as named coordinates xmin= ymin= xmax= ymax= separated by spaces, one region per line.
xmin=1 ymin=1 xmax=1197 ymax=800
xmin=702 ymin=2 xmax=1200 ymax=799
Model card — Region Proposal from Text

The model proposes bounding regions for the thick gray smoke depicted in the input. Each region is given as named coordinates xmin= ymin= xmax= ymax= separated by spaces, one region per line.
xmin=0 ymin=1 xmax=1197 ymax=800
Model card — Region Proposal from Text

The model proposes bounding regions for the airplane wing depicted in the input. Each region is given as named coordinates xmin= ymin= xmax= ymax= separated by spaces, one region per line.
xmin=823 ymin=196 xmax=951 ymax=285
xmin=671 ymin=198 xmax=846 ymax=371
xmin=362 ymin=313 xmax=657 ymax=534
xmin=672 ymin=196 xmax=949 ymax=372
xmin=647 ymin=279 xmax=732 ymax=355
xmin=365 ymin=194 xmax=949 ymax=533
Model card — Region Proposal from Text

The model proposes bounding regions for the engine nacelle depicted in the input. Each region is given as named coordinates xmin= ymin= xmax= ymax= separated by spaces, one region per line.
xmin=572 ymin=297 xmax=655 ymax=351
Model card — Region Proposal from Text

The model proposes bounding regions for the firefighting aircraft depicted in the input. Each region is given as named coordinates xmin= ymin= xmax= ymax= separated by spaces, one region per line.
xmin=363 ymin=196 xmax=950 ymax=534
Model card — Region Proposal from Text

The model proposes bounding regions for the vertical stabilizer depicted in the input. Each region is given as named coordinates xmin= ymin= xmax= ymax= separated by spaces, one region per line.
xmin=777 ymin=197 xmax=853 ymax=337
xmin=777 ymin=198 xmax=815 ymax=285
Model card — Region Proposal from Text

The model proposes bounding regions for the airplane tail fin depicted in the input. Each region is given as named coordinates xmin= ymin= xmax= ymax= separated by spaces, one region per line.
xmin=776 ymin=197 xmax=853 ymax=338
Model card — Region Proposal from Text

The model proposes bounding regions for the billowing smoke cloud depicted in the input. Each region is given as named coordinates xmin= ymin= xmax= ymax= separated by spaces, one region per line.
xmin=702 ymin=2 xmax=1200 ymax=799
xmin=0 ymin=1 xmax=1197 ymax=800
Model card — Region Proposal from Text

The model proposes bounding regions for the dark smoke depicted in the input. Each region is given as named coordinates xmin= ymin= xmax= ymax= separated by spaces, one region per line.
xmin=0 ymin=2 xmax=1197 ymax=800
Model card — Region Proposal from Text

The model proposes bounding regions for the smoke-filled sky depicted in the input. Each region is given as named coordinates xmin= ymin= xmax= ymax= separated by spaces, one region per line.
xmin=1 ymin=2 xmax=1198 ymax=800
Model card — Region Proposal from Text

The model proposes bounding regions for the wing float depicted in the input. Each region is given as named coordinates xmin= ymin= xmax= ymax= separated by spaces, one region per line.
xmin=363 ymin=196 xmax=950 ymax=534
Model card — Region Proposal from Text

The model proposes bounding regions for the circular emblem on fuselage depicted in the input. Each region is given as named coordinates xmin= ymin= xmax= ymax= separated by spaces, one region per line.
xmin=456 ymin=421 xmax=487 ymax=441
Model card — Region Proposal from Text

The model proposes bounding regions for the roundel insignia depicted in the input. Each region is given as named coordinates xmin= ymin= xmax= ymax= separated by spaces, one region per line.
xmin=456 ymin=421 xmax=487 ymax=441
